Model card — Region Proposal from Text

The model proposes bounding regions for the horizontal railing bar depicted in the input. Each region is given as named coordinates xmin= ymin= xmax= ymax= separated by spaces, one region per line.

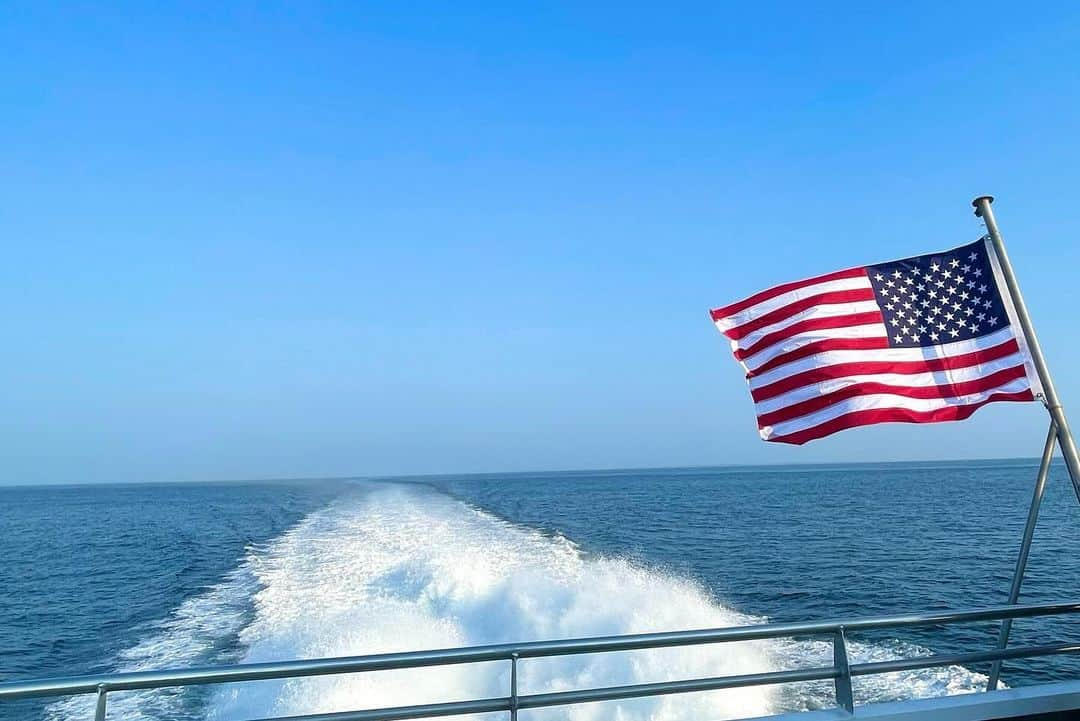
xmin=2 ymin=600 xmax=1079 ymax=701
xmin=517 ymin=666 xmax=839 ymax=709
xmin=252 ymin=667 xmax=841 ymax=721
xmin=254 ymin=696 xmax=510 ymax=721
xmin=850 ymin=642 xmax=1080 ymax=677
xmin=0 ymin=650 xmax=513 ymax=700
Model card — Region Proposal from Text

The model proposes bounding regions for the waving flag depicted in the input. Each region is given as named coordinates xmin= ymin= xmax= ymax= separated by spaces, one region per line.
xmin=710 ymin=237 xmax=1042 ymax=444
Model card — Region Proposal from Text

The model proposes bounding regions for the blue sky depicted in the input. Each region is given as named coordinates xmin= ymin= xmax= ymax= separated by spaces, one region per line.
xmin=3 ymin=2 xmax=1080 ymax=484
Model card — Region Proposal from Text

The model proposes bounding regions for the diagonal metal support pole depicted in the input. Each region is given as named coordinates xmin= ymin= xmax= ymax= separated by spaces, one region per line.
xmin=987 ymin=421 xmax=1058 ymax=691
xmin=94 ymin=684 xmax=107 ymax=721
xmin=833 ymin=627 xmax=854 ymax=713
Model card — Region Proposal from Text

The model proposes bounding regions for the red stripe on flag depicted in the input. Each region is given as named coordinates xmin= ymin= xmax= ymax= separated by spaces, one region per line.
xmin=737 ymin=311 xmax=886 ymax=358
xmin=709 ymin=267 xmax=867 ymax=322
xmin=722 ymin=288 xmax=878 ymax=340
xmin=751 ymin=338 xmax=1021 ymax=402
xmin=766 ymin=390 xmax=1035 ymax=445
xmin=740 ymin=336 xmax=890 ymax=374
xmin=755 ymin=364 xmax=1030 ymax=428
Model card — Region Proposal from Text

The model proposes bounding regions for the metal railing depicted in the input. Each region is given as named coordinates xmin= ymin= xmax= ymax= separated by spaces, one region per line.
xmin=3 ymin=600 xmax=1080 ymax=721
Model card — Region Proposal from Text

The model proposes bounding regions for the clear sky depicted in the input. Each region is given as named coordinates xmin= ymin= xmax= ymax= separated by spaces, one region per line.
xmin=4 ymin=2 xmax=1080 ymax=484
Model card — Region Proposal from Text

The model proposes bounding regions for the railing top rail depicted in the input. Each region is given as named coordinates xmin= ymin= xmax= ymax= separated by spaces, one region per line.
xmin=2 ymin=599 xmax=1079 ymax=701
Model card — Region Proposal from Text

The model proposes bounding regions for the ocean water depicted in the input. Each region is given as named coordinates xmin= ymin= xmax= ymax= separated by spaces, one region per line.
xmin=2 ymin=461 xmax=1080 ymax=721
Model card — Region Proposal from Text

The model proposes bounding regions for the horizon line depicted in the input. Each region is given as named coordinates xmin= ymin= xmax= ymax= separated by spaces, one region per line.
xmin=0 ymin=454 xmax=1063 ymax=489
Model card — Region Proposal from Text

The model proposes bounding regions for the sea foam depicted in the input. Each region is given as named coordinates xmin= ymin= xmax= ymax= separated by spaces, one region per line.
xmin=207 ymin=482 xmax=775 ymax=720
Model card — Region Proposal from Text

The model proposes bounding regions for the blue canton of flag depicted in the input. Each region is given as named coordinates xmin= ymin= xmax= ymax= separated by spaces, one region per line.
xmin=866 ymin=239 xmax=1009 ymax=348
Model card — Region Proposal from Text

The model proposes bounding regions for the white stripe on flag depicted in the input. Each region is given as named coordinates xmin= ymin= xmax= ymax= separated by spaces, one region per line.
xmin=713 ymin=276 xmax=873 ymax=332
xmin=731 ymin=300 xmax=881 ymax=351
xmin=761 ymin=377 xmax=1032 ymax=439
xmin=753 ymin=352 xmax=1029 ymax=415
xmin=741 ymin=324 xmax=889 ymax=372
xmin=748 ymin=326 xmax=1017 ymax=390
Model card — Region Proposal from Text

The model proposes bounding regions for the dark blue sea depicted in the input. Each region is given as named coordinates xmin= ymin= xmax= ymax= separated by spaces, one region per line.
xmin=3 ymin=460 xmax=1080 ymax=720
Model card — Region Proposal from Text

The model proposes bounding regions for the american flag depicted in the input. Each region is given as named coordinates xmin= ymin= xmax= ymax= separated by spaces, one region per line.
xmin=710 ymin=237 xmax=1043 ymax=445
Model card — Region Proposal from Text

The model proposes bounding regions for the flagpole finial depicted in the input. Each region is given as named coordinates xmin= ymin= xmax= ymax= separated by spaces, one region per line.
xmin=972 ymin=195 xmax=995 ymax=217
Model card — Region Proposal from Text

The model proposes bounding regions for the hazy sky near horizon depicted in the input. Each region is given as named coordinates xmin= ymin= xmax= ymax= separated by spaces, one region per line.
xmin=4 ymin=2 xmax=1080 ymax=484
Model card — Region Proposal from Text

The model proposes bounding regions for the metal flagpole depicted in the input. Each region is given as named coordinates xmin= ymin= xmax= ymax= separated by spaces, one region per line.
xmin=973 ymin=196 xmax=1080 ymax=501
xmin=973 ymin=195 xmax=1080 ymax=691
xmin=986 ymin=420 xmax=1057 ymax=690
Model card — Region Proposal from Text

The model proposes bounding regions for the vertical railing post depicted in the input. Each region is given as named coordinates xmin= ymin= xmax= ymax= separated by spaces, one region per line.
xmin=509 ymin=652 xmax=519 ymax=721
xmin=94 ymin=684 xmax=107 ymax=721
xmin=833 ymin=627 xmax=854 ymax=714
